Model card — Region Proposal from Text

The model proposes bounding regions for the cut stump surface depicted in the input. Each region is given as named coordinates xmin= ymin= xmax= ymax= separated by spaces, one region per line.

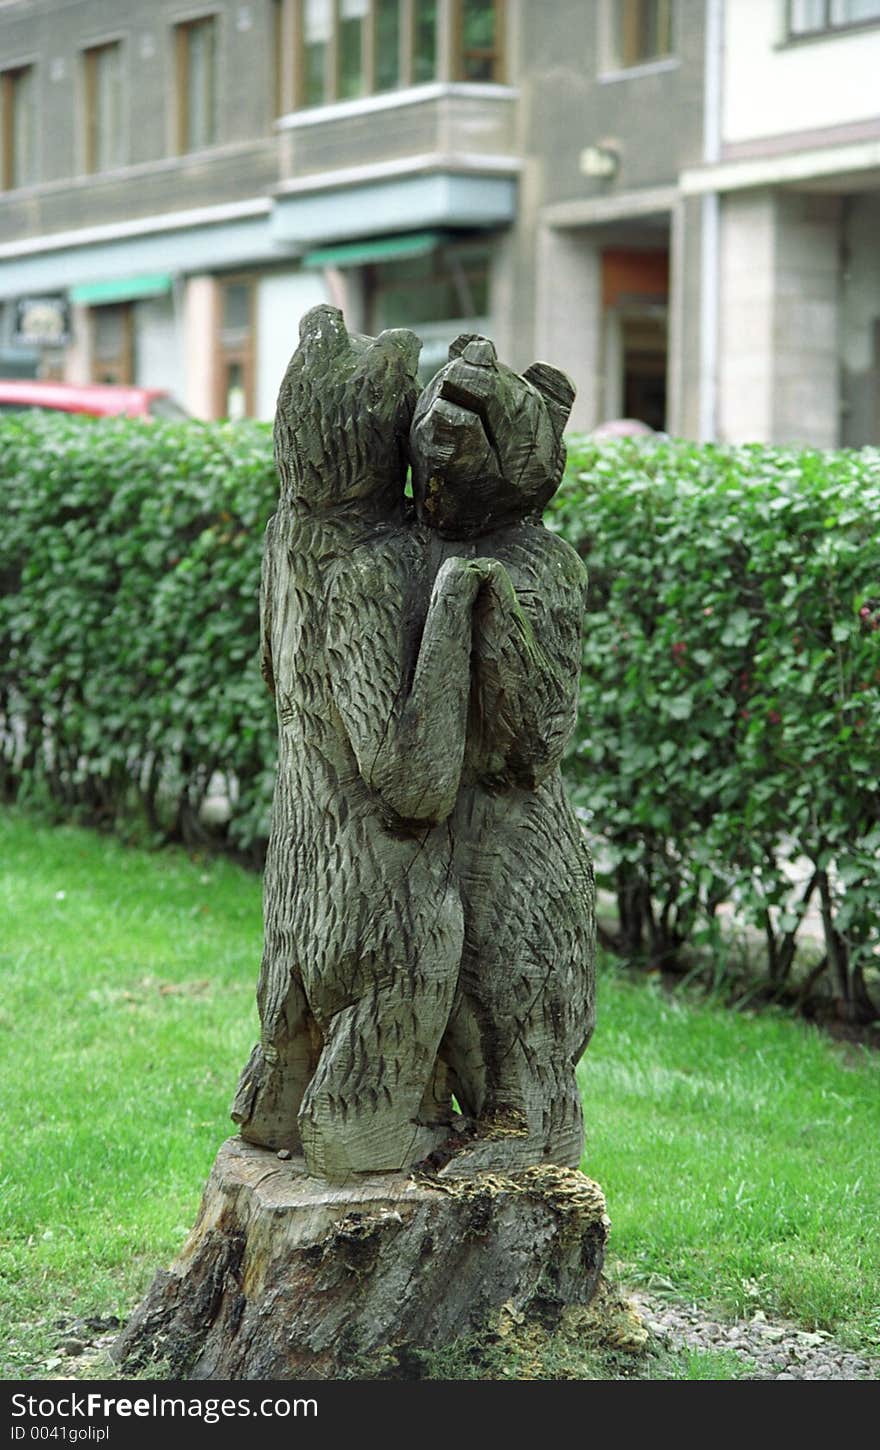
xmin=113 ymin=1137 xmax=608 ymax=1380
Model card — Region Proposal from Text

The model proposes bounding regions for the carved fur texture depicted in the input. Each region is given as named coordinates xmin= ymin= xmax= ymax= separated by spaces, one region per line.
xmin=232 ymin=309 xmax=595 ymax=1180
xmin=412 ymin=337 xmax=595 ymax=1174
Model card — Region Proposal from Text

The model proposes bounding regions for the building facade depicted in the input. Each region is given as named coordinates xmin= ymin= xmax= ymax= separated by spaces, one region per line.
xmin=689 ymin=0 xmax=880 ymax=448
xmin=0 ymin=0 xmax=878 ymax=444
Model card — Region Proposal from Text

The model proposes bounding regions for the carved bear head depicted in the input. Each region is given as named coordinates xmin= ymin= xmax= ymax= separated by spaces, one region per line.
xmin=274 ymin=304 xmax=421 ymax=511
xmin=409 ymin=336 xmax=576 ymax=538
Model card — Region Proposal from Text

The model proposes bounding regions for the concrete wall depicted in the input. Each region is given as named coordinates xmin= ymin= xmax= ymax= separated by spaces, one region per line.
xmin=718 ymin=190 xmax=776 ymax=443
xmin=718 ymin=188 xmax=841 ymax=447
xmin=134 ymin=292 xmax=186 ymax=407
xmin=674 ymin=194 xmax=706 ymax=440
xmin=520 ymin=0 xmax=706 ymax=207
xmin=183 ymin=274 xmax=218 ymax=420
xmin=724 ymin=0 xmax=880 ymax=143
xmin=772 ymin=192 xmax=841 ymax=447
xmin=62 ymin=304 xmax=91 ymax=384
xmin=841 ymin=192 xmax=880 ymax=447
xmin=255 ymin=269 xmax=328 ymax=421
xmin=533 ymin=225 xmax=602 ymax=434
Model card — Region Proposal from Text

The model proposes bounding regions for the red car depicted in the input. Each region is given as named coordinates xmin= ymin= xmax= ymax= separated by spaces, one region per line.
xmin=0 ymin=379 xmax=188 ymax=418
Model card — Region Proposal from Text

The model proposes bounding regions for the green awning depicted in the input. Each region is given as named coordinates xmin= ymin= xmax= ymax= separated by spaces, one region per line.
xmin=68 ymin=272 xmax=173 ymax=306
xmin=301 ymin=231 xmax=443 ymax=270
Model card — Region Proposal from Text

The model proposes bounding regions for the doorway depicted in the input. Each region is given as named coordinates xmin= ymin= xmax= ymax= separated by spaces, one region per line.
xmin=91 ymin=303 xmax=133 ymax=385
xmin=620 ymin=311 xmax=667 ymax=430
xmin=601 ymin=247 xmax=668 ymax=429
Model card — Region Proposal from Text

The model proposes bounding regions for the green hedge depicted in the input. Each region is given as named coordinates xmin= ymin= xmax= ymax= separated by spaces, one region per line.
xmin=552 ymin=436 xmax=880 ymax=1022
xmin=0 ymin=413 xmax=276 ymax=861
xmin=2 ymin=415 xmax=878 ymax=1018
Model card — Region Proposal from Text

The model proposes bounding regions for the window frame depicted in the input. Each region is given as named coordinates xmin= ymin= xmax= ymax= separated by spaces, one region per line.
xmin=286 ymin=0 xmax=506 ymax=112
xmin=273 ymin=0 xmax=287 ymax=116
xmin=786 ymin=0 xmax=880 ymax=39
xmin=295 ymin=0 xmax=335 ymax=108
xmin=0 ymin=62 xmax=37 ymax=192
xmin=365 ymin=237 xmax=491 ymax=333
xmin=338 ymin=0 xmax=371 ymax=101
xmin=410 ymin=0 xmax=440 ymax=86
xmin=175 ymin=12 xmax=220 ymax=155
xmin=364 ymin=236 xmax=492 ymax=387
xmin=373 ymin=0 xmax=403 ymax=93
xmin=90 ymin=302 xmax=134 ymax=387
xmin=82 ymin=39 xmax=125 ymax=175
xmin=612 ymin=0 xmax=674 ymax=71
xmin=453 ymin=0 xmax=505 ymax=84
xmin=214 ymin=273 xmax=256 ymax=420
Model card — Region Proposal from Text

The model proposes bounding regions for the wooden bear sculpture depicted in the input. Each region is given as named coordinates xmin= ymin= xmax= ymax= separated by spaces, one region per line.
xmin=410 ymin=335 xmax=596 ymax=1173
xmin=232 ymin=306 xmax=595 ymax=1180
xmin=232 ymin=305 xmax=483 ymax=1177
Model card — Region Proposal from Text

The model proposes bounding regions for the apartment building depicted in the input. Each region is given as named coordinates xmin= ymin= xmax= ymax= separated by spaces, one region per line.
xmin=0 ymin=0 xmax=877 ymax=445
xmin=688 ymin=0 xmax=880 ymax=447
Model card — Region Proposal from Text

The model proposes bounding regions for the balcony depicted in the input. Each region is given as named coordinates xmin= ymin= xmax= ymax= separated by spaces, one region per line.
xmin=0 ymin=139 xmax=280 ymax=251
xmin=277 ymin=82 xmax=517 ymax=177
xmin=272 ymin=83 xmax=519 ymax=246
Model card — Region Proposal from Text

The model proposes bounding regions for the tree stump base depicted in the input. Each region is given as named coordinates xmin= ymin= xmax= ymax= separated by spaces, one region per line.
xmin=112 ymin=1137 xmax=609 ymax=1380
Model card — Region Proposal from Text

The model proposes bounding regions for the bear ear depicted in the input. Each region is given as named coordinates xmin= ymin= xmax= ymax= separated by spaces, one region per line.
xmin=448 ymin=333 xmax=487 ymax=361
xmin=522 ymin=361 xmax=576 ymax=431
xmin=298 ymin=303 xmax=349 ymax=351
xmin=374 ymin=327 xmax=422 ymax=376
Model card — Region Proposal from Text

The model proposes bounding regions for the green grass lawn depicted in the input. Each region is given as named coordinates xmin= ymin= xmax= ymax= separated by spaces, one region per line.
xmin=580 ymin=980 xmax=879 ymax=1345
xmin=1 ymin=807 xmax=878 ymax=1379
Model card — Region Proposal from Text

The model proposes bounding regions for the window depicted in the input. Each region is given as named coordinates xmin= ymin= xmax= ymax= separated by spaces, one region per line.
xmin=216 ymin=277 xmax=255 ymax=419
xmin=176 ymin=15 xmax=217 ymax=152
xmin=375 ymin=0 xmax=401 ymax=90
xmin=0 ymin=65 xmax=36 ymax=190
xmin=368 ymin=240 xmax=490 ymax=382
xmin=412 ymin=0 xmax=438 ymax=82
xmin=615 ymin=0 xmax=672 ymax=68
xmin=291 ymin=0 xmax=442 ymax=108
xmin=273 ymin=0 xmax=286 ymax=114
xmin=339 ymin=0 xmax=368 ymax=98
xmin=789 ymin=0 xmax=880 ymax=34
xmin=370 ymin=244 xmax=489 ymax=328
xmin=83 ymin=42 xmax=123 ymax=172
xmin=301 ymin=0 xmax=332 ymax=105
xmin=91 ymin=304 xmax=133 ymax=385
xmin=601 ymin=248 xmax=670 ymax=431
xmin=456 ymin=0 xmax=502 ymax=82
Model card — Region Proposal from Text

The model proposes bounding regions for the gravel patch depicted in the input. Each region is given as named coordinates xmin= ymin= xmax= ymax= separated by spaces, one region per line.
xmin=34 ymin=1299 xmax=880 ymax=1382
xmin=631 ymin=1292 xmax=879 ymax=1380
